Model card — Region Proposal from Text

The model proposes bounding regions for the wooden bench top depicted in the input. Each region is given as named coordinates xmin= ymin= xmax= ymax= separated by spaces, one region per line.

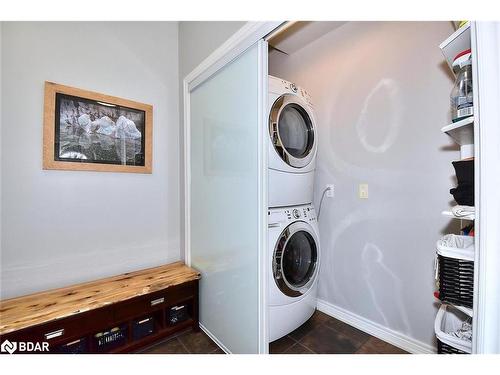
xmin=0 ymin=261 xmax=200 ymax=335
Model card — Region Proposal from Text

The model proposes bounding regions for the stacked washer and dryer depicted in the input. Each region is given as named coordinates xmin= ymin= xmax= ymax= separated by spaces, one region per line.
xmin=268 ymin=76 xmax=321 ymax=342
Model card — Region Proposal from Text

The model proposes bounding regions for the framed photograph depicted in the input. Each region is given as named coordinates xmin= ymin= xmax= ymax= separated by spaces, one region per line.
xmin=43 ymin=82 xmax=152 ymax=173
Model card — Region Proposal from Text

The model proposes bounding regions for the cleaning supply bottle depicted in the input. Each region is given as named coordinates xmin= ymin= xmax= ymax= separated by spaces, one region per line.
xmin=450 ymin=49 xmax=473 ymax=122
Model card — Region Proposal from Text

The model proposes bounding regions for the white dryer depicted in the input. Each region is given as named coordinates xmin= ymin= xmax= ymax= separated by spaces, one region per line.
xmin=268 ymin=203 xmax=320 ymax=342
xmin=268 ymin=76 xmax=317 ymax=208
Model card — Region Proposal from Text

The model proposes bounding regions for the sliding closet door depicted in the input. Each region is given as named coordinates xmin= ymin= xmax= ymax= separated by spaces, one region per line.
xmin=187 ymin=41 xmax=267 ymax=353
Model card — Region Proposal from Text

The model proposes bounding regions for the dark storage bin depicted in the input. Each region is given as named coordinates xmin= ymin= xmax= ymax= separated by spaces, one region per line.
xmin=167 ymin=304 xmax=190 ymax=326
xmin=55 ymin=337 xmax=88 ymax=354
xmin=438 ymin=255 xmax=474 ymax=308
xmin=93 ymin=325 xmax=127 ymax=352
xmin=437 ymin=339 xmax=468 ymax=354
xmin=132 ymin=316 xmax=155 ymax=340
xmin=450 ymin=159 xmax=474 ymax=206
xmin=436 ymin=235 xmax=474 ymax=309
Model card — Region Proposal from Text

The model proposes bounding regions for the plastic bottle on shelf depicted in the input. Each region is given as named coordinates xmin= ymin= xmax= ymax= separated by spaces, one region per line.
xmin=451 ymin=49 xmax=473 ymax=123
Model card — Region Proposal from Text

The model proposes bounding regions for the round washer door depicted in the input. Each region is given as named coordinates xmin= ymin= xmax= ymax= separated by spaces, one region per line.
xmin=273 ymin=221 xmax=319 ymax=297
xmin=269 ymin=94 xmax=316 ymax=168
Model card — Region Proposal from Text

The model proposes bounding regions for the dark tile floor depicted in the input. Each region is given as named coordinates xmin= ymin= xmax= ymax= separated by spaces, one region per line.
xmin=270 ymin=310 xmax=408 ymax=354
xmin=138 ymin=310 xmax=407 ymax=354
xmin=138 ymin=328 xmax=224 ymax=354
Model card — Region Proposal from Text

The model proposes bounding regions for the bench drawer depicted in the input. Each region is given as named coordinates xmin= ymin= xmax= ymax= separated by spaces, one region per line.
xmin=4 ymin=307 xmax=115 ymax=346
xmin=113 ymin=292 xmax=167 ymax=322
xmin=113 ymin=282 xmax=197 ymax=322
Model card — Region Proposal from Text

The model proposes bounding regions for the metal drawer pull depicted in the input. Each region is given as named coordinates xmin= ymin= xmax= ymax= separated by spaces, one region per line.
xmin=150 ymin=297 xmax=164 ymax=306
xmin=45 ymin=329 xmax=64 ymax=340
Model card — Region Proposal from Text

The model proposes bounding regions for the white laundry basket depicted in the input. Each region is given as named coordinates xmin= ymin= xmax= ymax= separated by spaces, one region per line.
xmin=436 ymin=234 xmax=474 ymax=260
xmin=434 ymin=304 xmax=472 ymax=354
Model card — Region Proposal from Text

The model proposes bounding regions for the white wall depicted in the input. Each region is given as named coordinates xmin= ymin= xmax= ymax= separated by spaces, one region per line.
xmin=178 ymin=22 xmax=246 ymax=81
xmin=270 ymin=22 xmax=459 ymax=349
xmin=0 ymin=23 xmax=3 ymax=268
xmin=1 ymin=22 xmax=181 ymax=298
xmin=177 ymin=21 xmax=245 ymax=258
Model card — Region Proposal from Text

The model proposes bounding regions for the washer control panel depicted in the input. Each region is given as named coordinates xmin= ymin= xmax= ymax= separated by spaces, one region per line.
xmin=268 ymin=205 xmax=317 ymax=227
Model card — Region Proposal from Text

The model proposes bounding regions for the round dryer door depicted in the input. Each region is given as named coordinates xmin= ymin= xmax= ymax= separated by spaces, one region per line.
xmin=269 ymin=94 xmax=315 ymax=168
xmin=273 ymin=221 xmax=319 ymax=297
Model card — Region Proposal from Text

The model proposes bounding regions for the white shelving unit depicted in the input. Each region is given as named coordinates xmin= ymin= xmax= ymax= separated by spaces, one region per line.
xmin=441 ymin=116 xmax=474 ymax=144
xmin=439 ymin=22 xmax=471 ymax=72
xmin=436 ymin=22 xmax=475 ymax=354
xmin=441 ymin=116 xmax=474 ymax=159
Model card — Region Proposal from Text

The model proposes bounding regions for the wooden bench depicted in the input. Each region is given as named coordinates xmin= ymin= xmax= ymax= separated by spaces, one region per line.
xmin=0 ymin=261 xmax=200 ymax=353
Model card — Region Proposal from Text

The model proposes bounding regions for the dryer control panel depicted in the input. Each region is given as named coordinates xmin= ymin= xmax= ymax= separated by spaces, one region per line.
xmin=269 ymin=76 xmax=314 ymax=109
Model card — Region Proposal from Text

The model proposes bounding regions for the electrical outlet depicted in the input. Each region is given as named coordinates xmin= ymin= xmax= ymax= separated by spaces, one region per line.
xmin=326 ymin=184 xmax=335 ymax=198
xmin=359 ymin=184 xmax=369 ymax=199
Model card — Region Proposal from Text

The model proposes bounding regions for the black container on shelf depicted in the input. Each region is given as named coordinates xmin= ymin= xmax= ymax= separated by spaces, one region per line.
xmin=438 ymin=255 xmax=474 ymax=308
xmin=167 ymin=304 xmax=189 ymax=326
xmin=438 ymin=339 xmax=468 ymax=354
xmin=450 ymin=159 xmax=474 ymax=206
xmin=132 ymin=317 xmax=155 ymax=340
xmin=54 ymin=337 xmax=88 ymax=354
xmin=93 ymin=325 xmax=128 ymax=352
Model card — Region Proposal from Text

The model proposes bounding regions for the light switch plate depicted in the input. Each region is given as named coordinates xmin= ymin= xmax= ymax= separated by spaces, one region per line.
xmin=359 ymin=184 xmax=369 ymax=199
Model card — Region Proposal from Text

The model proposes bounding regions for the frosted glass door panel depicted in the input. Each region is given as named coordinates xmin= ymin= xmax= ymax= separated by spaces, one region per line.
xmin=189 ymin=44 xmax=262 ymax=353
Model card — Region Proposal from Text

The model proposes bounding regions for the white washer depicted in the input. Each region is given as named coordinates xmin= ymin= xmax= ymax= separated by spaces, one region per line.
xmin=268 ymin=75 xmax=318 ymax=208
xmin=268 ymin=203 xmax=320 ymax=342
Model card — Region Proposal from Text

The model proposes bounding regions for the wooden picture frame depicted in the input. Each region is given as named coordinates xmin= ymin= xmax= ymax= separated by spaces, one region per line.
xmin=43 ymin=81 xmax=152 ymax=173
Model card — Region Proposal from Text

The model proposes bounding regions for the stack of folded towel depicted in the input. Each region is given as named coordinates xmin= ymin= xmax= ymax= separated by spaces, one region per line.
xmin=451 ymin=205 xmax=475 ymax=219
